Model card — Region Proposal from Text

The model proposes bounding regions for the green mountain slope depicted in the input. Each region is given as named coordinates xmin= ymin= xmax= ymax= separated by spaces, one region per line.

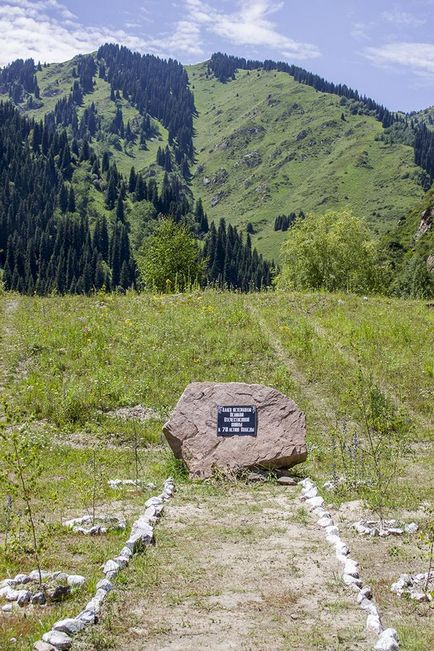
xmin=0 ymin=49 xmax=429 ymax=264
xmin=188 ymin=63 xmax=425 ymax=259
xmin=13 ymin=56 xmax=169 ymax=177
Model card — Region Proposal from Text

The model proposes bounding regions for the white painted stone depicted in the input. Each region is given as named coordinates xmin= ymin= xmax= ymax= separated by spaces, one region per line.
xmin=113 ymin=556 xmax=128 ymax=569
xmin=103 ymin=560 xmax=120 ymax=575
xmin=145 ymin=496 xmax=163 ymax=508
xmin=343 ymin=573 xmax=362 ymax=588
xmin=335 ymin=541 xmax=349 ymax=556
xmin=410 ymin=591 xmax=428 ymax=602
xmin=375 ymin=628 xmax=399 ymax=651
xmin=14 ymin=574 xmax=30 ymax=584
xmin=317 ymin=516 xmax=333 ymax=527
xmin=29 ymin=570 xmax=51 ymax=581
xmin=357 ymin=586 xmax=373 ymax=602
xmin=119 ymin=546 xmax=133 ymax=559
xmin=366 ymin=613 xmax=383 ymax=635
xmin=2 ymin=604 xmax=13 ymax=612
xmin=306 ymin=496 xmax=324 ymax=509
xmin=17 ymin=590 xmax=31 ymax=606
xmin=53 ymin=618 xmax=85 ymax=635
xmin=301 ymin=486 xmax=318 ymax=500
xmin=0 ymin=579 xmax=16 ymax=588
xmin=76 ymin=609 xmax=96 ymax=625
xmin=325 ymin=525 xmax=339 ymax=536
xmin=344 ymin=560 xmax=360 ymax=578
xmin=96 ymin=579 xmax=112 ymax=592
xmin=405 ymin=522 xmax=418 ymax=534
xmin=66 ymin=575 xmax=85 ymax=588
xmin=42 ymin=631 xmax=72 ymax=650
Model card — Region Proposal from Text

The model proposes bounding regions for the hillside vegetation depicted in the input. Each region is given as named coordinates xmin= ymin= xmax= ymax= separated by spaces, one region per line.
xmin=188 ymin=63 xmax=424 ymax=259
xmin=0 ymin=290 xmax=433 ymax=649
xmin=0 ymin=50 xmax=427 ymax=264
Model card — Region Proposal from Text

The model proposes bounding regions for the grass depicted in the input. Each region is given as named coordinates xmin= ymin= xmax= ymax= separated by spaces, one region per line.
xmin=187 ymin=63 xmax=424 ymax=259
xmin=0 ymin=289 xmax=433 ymax=648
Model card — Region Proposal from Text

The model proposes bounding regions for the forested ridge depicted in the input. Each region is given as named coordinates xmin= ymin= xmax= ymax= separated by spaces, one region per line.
xmin=0 ymin=45 xmax=432 ymax=296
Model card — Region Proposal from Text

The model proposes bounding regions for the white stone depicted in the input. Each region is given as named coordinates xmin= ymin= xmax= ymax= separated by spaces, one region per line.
xmin=85 ymin=589 xmax=107 ymax=614
xmin=375 ymin=629 xmax=399 ymax=651
xmin=113 ymin=556 xmax=128 ymax=569
xmin=14 ymin=574 xmax=30 ymax=584
xmin=343 ymin=573 xmax=362 ymax=588
xmin=306 ymin=496 xmax=324 ymax=509
xmin=405 ymin=522 xmax=418 ymax=534
xmin=325 ymin=525 xmax=339 ymax=536
xmin=344 ymin=560 xmax=359 ymax=578
xmin=299 ymin=478 xmax=314 ymax=489
xmin=103 ymin=560 xmax=120 ymax=575
xmin=17 ymin=590 xmax=31 ymax=606
xmin=2 ymin=587 xmax=19 ymax=601
xmin=42 ymin=631 xmax=72 ymax=650
xmin=2 ymin=604 xmax=13 ymax=612
xmin=29 ymin=570 xmax=51 ymax=581
xmin=0 ymin=579 xmax=16 ymax=588
xmin=301 ymin=486 xmax=318 ymax=500
xmin=53 ymin=618 xmax=85 ymax=635
xmin=388 ymin=528 xmax=404 ymax=536
xmin=145 ymin=496 xmax=163 ymax=508
xmin=366 ymin=613 xmax=383 ymax=635
xmin=66 ymin=575 xmax=85 ymax=588
xmin=357 ymin=586 xmax=373 ymax=602
xmin=410 ymin=591 xmax=428 ymax=602
xmin=76 ymin=609 xmax=96 ymax=625
xmin=317 ymin=516 xmax=333 ymax=528
xmin=119 ymin=546 xmax=133 ymax=559
xmin=96 ymin=579 xmax=112 ymax=592
xmin=335 ymin=541 xmax=349 ymax=556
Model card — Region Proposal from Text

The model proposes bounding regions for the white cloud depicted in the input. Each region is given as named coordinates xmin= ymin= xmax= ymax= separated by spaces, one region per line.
xmin=0 ymin=1 xmax=167 ymax=65
xmin=382 ymin=10 xmax=426 ymax=28
xmin=0 ymin=0 xmax=320 ymax=67
xmin=183 ymin=0 xmax=320 ymax=60
xmin=350 ymin=22 xmax=371 ymax=42
xmin=363 ymin=42 xmax=434 ymax=78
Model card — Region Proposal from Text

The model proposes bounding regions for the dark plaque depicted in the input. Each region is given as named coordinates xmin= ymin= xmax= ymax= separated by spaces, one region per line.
xmin=217 ymin=405 xmax=257 ymax=437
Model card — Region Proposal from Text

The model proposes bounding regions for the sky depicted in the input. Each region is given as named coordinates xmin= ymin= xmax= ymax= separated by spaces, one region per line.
xmin=0 ymin=0 xmax=433 ymax=112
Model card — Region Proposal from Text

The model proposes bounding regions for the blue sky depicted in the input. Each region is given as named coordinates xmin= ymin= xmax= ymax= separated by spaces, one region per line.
xmin=0 ymin=0 xmax=433 ymax=111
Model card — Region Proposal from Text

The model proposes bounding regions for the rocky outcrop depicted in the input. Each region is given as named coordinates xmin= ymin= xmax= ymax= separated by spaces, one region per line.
xmin=163 ymin=382 xmax=307 ymax=478
xmin=415 ymin=207 xmax=433 ymax=240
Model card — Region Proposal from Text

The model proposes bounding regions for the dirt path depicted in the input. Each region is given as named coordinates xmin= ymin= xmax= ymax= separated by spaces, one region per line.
xmin=90 ymin=483 xmax=370 ymax=651
xmin=247 ymin=304 xmax=337 ymax=427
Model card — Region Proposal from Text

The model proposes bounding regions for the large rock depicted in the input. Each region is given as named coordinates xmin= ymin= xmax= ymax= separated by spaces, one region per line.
xmin=163 ymin=382 xmax=306 ymax=478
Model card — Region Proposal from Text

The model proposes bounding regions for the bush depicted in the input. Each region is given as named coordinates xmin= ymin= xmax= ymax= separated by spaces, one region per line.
xmin=137 ymin=218 xmax=204 ymax=293
xmin=276 ymin=210 xmax=389 ymax=294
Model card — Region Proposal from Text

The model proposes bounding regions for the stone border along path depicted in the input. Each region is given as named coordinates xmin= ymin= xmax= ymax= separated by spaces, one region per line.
xmin=33 ymin=477 xmax=175 ymax=651
xmin=299 ymin=478 xmax=399 ymax=651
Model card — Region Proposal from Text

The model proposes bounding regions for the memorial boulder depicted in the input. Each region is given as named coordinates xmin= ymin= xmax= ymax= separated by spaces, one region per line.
xmin=163 ymin=382 xmax=307 ymax=478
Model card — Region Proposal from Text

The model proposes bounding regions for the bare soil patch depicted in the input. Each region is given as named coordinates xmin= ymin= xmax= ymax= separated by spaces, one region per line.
xmin=78 ymin=483 xmax=371 ymax=650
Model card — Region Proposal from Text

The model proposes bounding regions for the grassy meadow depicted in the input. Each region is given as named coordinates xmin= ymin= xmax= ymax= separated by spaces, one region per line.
xmin=0 ymin=290 xmax=433 ymax=649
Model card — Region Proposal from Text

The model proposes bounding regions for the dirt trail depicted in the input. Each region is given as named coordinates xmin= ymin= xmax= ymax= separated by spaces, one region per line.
xmin=95 ymin=484 xmax=370 ymax=651
xmin=247 ymin=304 xmax=337 ymax=426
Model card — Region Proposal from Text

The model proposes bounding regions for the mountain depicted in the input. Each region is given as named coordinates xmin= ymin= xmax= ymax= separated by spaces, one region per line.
xmin=0 ymin=45 xmax=433 ymax=294
xmin=188 ymin=60 xmax=426 ymax=259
